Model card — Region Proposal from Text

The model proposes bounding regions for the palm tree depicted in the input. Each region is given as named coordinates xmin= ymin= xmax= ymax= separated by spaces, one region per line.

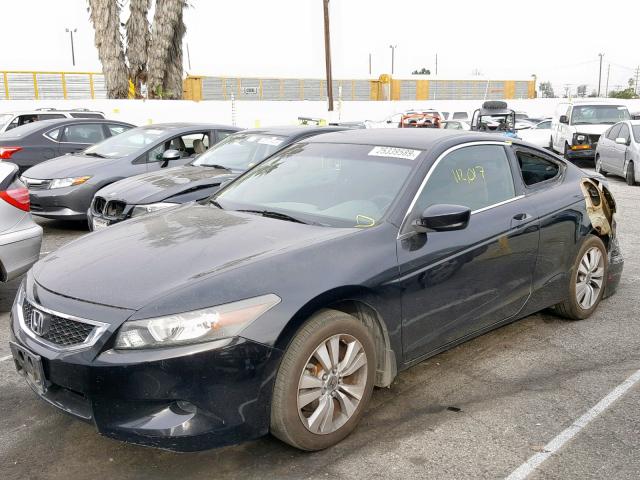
xmin=88 ymin=0 xmax=129 ymax=98
xmin=147 ymin=0 xmax=188 ymax=99
xmin=126 ymin=0 xmax=151 ymax=97
xmin=88 ymin=0 xmax=187 ymax=99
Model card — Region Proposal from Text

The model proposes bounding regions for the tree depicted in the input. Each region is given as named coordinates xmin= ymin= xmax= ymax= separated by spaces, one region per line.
xmin=411 ymin=67 xmax=431 ymax=75
xmin=539 ymin=81 xmax=555 ymax=98
xmin=577 ymin=84 xmax=587 ymax=97
xmin=609 ymin=87 xmax=637 ymax=99
xmin=88 ymin=0 xmax=188 ymax=99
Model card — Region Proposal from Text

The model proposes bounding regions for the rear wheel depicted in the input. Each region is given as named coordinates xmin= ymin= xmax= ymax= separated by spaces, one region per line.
xmin=626 ymin=161 xmax=636 ymax=186
xmin=554 ymin=235 xmax=607 ymax=320
xmin=595 ymin=155 xmax=608 ymax=176
xmin=270 ymin=309 xmax=376 ymax=451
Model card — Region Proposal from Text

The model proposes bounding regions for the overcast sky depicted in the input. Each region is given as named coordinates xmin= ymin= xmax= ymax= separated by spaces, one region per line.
xmin=3 ymin=0 xmax=638 ymax=94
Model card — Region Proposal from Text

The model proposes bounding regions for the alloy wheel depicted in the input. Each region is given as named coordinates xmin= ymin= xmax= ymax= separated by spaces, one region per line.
xmin=297 ymin=334 xmax=368 ymax=435
xmin=576 ymin=247 xmax=605 ymax=309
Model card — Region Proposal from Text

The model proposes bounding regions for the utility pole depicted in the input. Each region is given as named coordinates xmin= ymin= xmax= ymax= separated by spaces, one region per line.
xmin=186 ymin=42 xmax=192 ymax=70
xmin=369 ymin=53 xmax=372 ymax=75
xmin=389 ymin=45 xmax=397 ymax=75
xmin=635 ymin=66 xmax=640 ymax=96
xmin=65 ymin=28 xmax=77 ymax=66
xmin=435 ymin=53 xmax=438 ymax=75
xmin=605 ymin=64 xmax=611 ymax=98
xmin=597 ymin=53 xmax=604 ymax=97
xmin=322 ymin=0 xmax=334 ymax=111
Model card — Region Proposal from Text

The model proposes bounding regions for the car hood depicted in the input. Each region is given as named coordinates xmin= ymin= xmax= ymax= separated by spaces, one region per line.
xmin=33 ymin=204 xmax=355 ymax=310
xmin=23 ymin=153 xmax=119 ymax=179
xmin=96 ymin=164 xmax=235 ymax=204
xmin=572 ymin=124 xmax=613 ymax=135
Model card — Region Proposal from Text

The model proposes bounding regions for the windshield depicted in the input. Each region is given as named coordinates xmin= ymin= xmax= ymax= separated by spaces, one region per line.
xmin=84 ymin=127 xmax=168 ymax=158
xmin=192 ymin=132 xmax=287 ymax=171
xmin=633 ymin=125 xmax=640 ymax=143
xmin=214 ymin=143 xmax=416 ymax=228
xmin=571 ymin=105 xmax=630 ymax=125
xmin=0 ymin=114 xmax=12 ymax=131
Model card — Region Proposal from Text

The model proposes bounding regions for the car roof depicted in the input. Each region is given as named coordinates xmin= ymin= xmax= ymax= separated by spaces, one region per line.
xmin=304 ymin=128 xmax=509 ymax=149
xmin=8 ymin=117 xmax=132 ymax=128
xmin=0 ymin=109 xmax=103 ymax=115
xmin=136 ymin=123 xmax=240 ymax=132
xmin=228 ymin=125 xmax=348 ymax=138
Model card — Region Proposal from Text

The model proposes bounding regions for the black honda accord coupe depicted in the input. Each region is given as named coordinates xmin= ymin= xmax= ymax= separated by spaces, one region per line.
xmin=10 ymin=129 xmax=623 ymax=452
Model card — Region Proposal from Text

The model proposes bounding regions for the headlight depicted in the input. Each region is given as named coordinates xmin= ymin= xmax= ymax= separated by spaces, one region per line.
xmin=114 ymin=294 xmax=281 ymax=349
xmin=575 ymin=134 xmax=587 ymax=144
xmin=131 ymin=202 xmax=177 ymax=217
xmin=49 ymin=176 xmax=91 ymax=189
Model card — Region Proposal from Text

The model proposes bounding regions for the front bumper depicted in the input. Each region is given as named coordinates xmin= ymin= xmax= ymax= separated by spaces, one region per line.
xmin=29 ymin=184 xmax=96 ymax=221
xmin=565 ymin=146 xmax=596 ymax=161
xmin=10 ymin=290 xmax=282 ymax=452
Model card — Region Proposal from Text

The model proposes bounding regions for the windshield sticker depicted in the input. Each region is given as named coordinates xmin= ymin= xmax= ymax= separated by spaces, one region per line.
xmin=258 ymin=137 xmax=284 ymax=146
xmin=368 ymin=146 xmax=421 ymax=160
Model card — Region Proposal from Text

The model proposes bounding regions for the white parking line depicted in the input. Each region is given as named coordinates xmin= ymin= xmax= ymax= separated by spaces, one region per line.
xmin=505 ymin=368 xmax=640 ymax=480
xmin=0 ymin=355 xmax=13 ymax=362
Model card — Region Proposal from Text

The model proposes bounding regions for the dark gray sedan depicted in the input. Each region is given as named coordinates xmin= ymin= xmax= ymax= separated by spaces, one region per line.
xmin=21 ymin=123 xmax=240 ymax=221
xmin=0 ymin=118 xmax=134 ymax=173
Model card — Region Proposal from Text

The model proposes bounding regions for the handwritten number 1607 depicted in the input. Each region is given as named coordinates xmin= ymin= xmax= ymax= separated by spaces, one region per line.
xmin=452 ymin=166 xmax=485 ymax=184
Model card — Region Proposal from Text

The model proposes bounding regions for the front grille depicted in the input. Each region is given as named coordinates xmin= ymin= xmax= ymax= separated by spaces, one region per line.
xmin=22 ymin=301 xmax=95 ymax=347
xmin=104 ymin=200 xmax=126 ymax=219
xmin=22 ymin=177 xmax=51 ymax=190
xmin=92 ymin=196 xmax=106 ymax=215
xmin=587 ymin=134 xmax=600 ymax=147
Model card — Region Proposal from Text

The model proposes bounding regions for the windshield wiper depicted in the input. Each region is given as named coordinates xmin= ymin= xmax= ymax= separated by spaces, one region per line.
xmin=199 ymin=164 xmax=230 ymax=169
xmin=210 ymin=199 xmax=224 ymax=209
xmin=237 ymin=209 xmax=307 ymax=224
xmin=84 ymin=152 xmax=105 ymax=158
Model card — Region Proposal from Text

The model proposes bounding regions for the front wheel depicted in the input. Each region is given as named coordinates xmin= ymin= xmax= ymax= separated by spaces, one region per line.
xmin=554 ymin=235 xmax=608 ymax=320
xmin=270 ymin=309 xmax=376 ymax=451
xmin=626 ymin=161 xmax=636 ymax=186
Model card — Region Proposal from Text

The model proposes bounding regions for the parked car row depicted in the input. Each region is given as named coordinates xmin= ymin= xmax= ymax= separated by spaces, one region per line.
xmin=7 ymin=122 xmax=625 ymax=454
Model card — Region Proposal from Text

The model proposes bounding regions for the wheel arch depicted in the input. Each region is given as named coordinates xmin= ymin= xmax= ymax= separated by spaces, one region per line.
xmin=274 ymin=286 xmax=397 ymax=388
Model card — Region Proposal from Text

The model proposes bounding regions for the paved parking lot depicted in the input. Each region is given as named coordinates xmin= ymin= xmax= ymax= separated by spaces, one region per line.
xmin=0 ymin=170 xmax=638 ymax=480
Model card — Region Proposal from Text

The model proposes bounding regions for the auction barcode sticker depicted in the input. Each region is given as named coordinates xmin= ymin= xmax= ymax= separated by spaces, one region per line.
xmin=368 ymin=146 xmax=421 ymax=160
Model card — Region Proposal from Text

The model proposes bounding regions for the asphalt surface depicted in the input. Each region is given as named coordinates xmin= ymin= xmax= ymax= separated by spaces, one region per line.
xmin=1 ymin=170 xmax=638 ymax=480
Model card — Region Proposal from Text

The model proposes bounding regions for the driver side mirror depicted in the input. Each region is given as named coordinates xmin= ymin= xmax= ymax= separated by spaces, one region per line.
xmin=414 ymin=204 xmax=471 ymax=233
xmin=615 ymin=137 xmax=630 ymax=146
xmin=162 ymin=149 xmax=182 ymax=161
xmin=559 ymin=115 xmax=569 ymax=124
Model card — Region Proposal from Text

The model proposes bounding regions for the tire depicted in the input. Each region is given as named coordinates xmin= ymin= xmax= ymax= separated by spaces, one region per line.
xmin=554 ymin=235 xmax=608 ymax=320
xmin=626 ymin=161 xmax=636 ymax=186
xmin=270 ymin=309 xmax=376 ymax=451
xmin=482 ymin=100 xmax=508 ymax=110
xmin=595 ymin=155 xmax=608 ymax=176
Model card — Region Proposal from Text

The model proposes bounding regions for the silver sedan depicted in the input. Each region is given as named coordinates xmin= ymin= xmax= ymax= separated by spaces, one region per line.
xmin=595 ymin=120 xmax=640 ymax=186
xmin=0 ymin=162 xmax=42 ymax=281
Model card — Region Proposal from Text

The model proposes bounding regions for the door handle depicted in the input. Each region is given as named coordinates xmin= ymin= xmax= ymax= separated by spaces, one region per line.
xmin=511 ymin=213 xmax=532 ymax=228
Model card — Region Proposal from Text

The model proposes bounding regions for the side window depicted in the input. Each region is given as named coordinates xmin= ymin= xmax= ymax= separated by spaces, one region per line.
xmin=5 ymin=117 xmax=19 ymax=131
xmin=216 ymin=130 xmax=237 ymax=142
xmin=18 ymin=114 xmax=39 ymax=126
xmin=44 ymin=128 xmax=61 ymax=141
xmin=515 ymin=150 xmax=561 ymax=186
xmin=537 ymin=121 xmax=551 ymax=130
xmin=409 ymin=145 xmax=515 ymax=224
xmin=107 ymin=124 xmax=130 ymax=136
xmin=452 ymin=112 xmax=468 ymax=120
xmin=62 ymin=124 xmax=106 ymax=143
xmin=147 ymin=142 xmax=169 ymax=162
xmin=618 ymin=124 xmax=630 ymax=142
xmin=37 ymin=114 xmax=65 ymax=120
xmin=181 ymin=132 xmax=210 ymax=155
xmin=441 ymin=112 xmax=450 ymax=120
xmin=606 ymin=124 xmax=622 ymax=141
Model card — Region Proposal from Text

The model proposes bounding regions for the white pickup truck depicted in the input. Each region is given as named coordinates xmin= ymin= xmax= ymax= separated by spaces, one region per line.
xmin=550 ymin=101 xmax=631 ymax=163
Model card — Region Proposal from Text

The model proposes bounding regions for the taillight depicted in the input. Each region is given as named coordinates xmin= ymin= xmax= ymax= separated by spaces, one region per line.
xmin=0 ymin=146 xmax=23 ymax=159
xmin=0 ymin=187 xmax=30 ymax=211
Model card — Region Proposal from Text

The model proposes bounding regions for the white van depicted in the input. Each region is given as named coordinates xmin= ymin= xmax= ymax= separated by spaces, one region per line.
xmin=550 ymin=101 xmax=630 ymax=162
